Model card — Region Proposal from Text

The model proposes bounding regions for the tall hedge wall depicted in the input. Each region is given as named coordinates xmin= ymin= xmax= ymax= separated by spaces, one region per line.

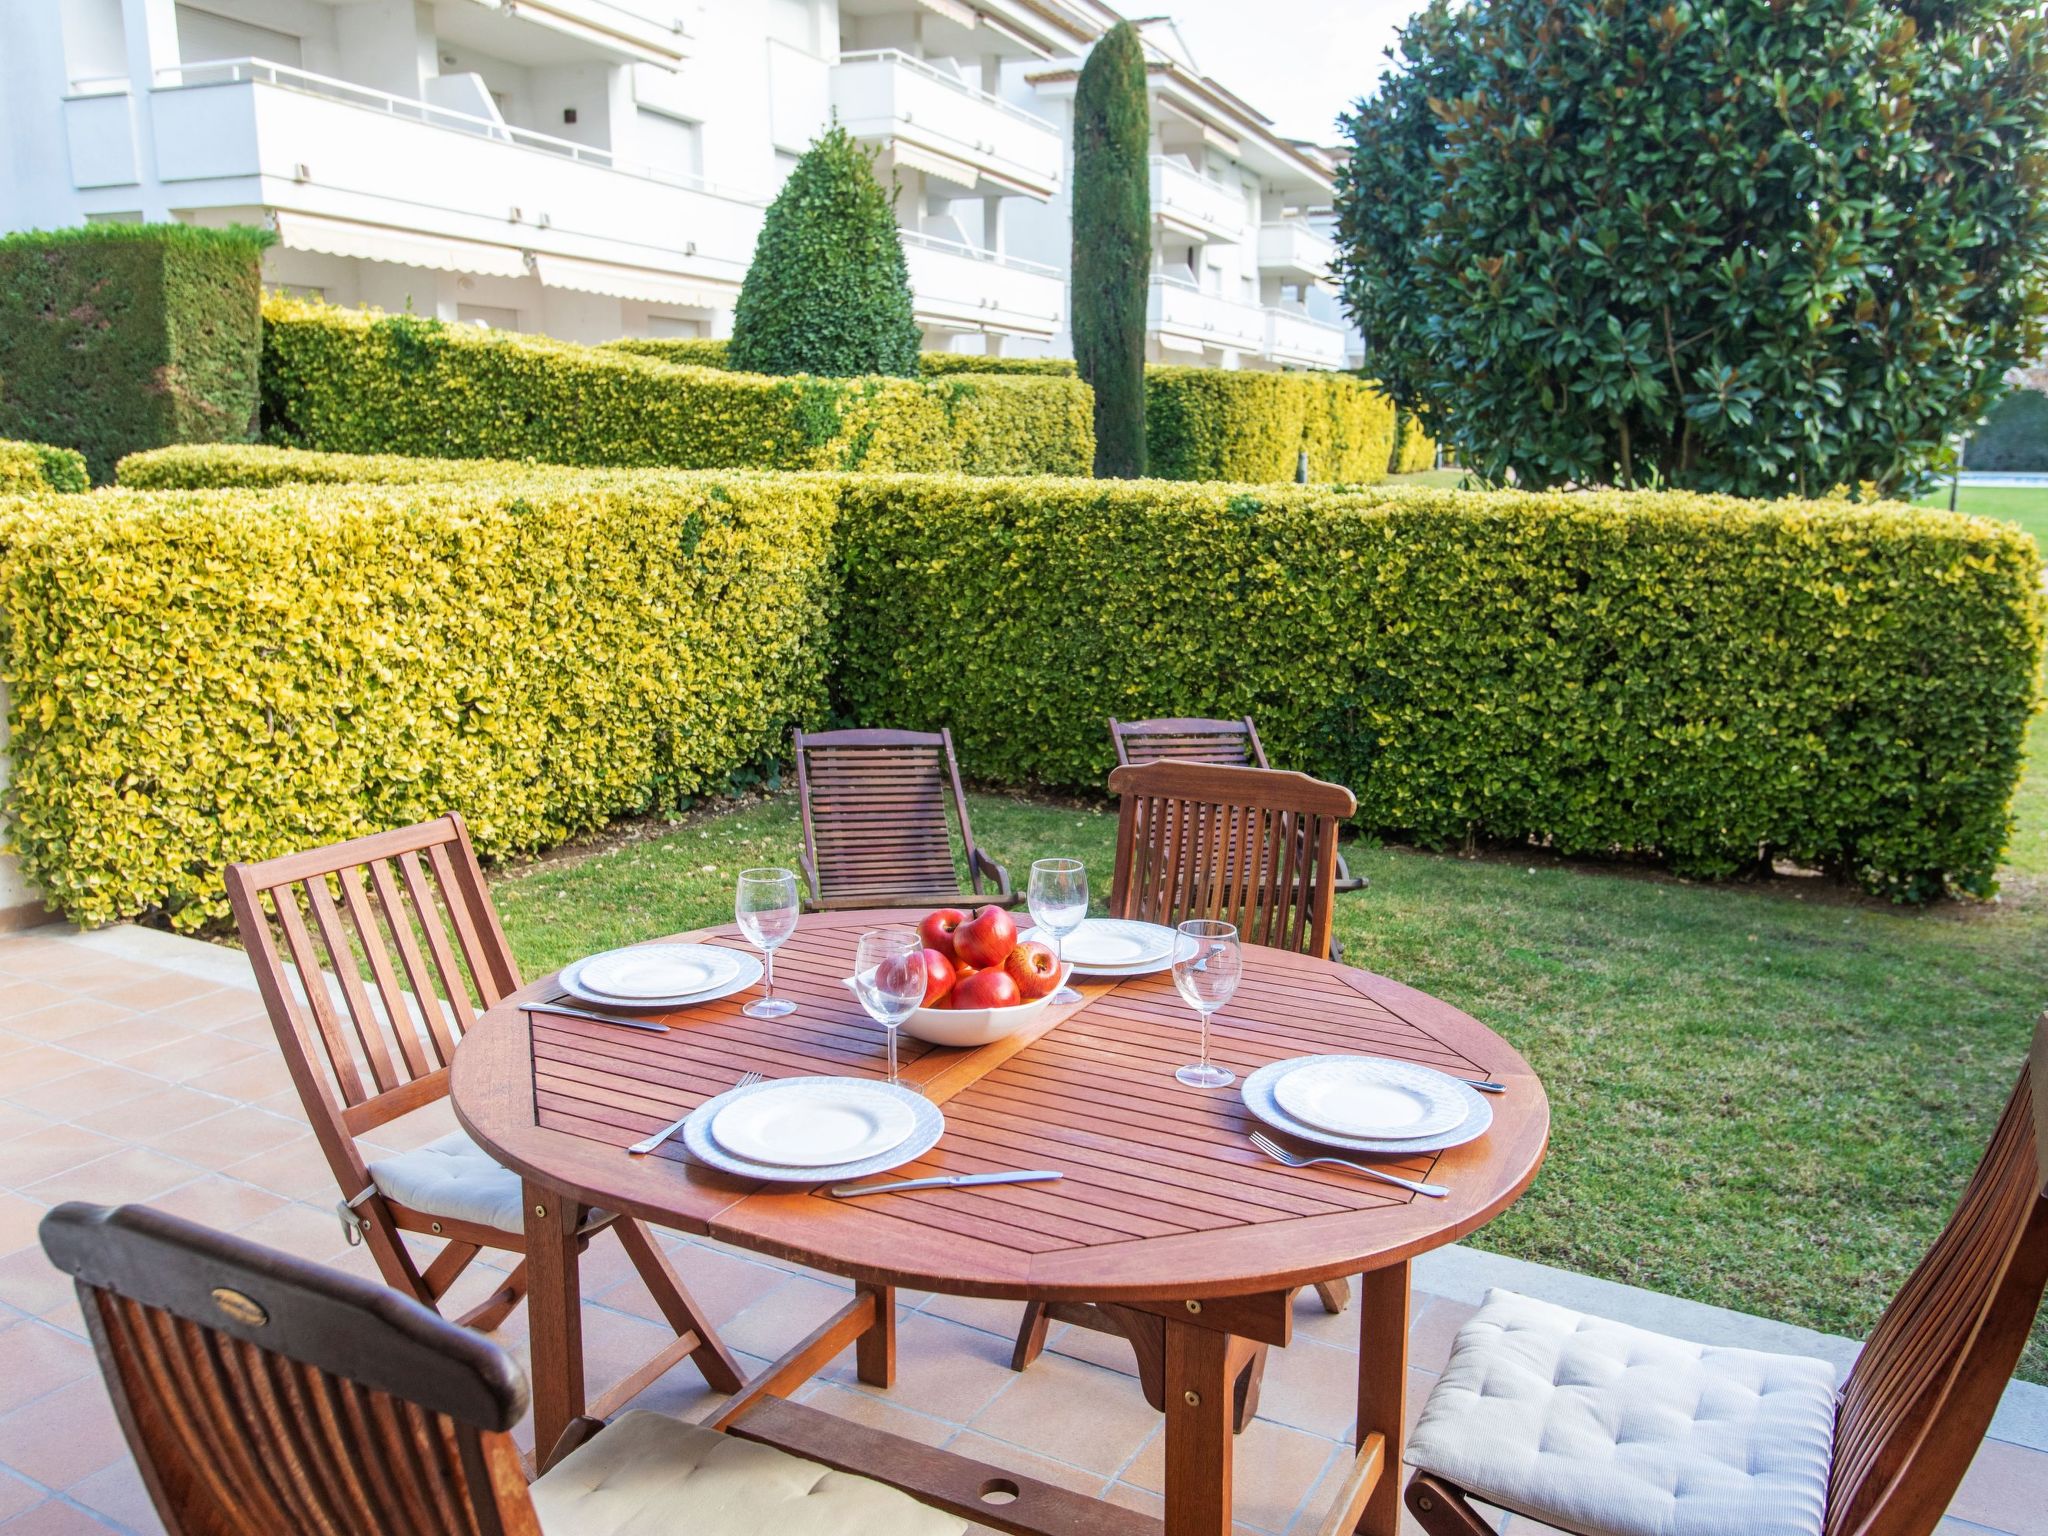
xmin=833 ymin=477 xmax=2044 ymax=901
xmin=0 ymin=469 xmax=840 ymax=928
xmin=263 ymin=298 xmax=1092 ymax=476
xmin=602 ymin=338 xmax=1079 ymax=378
xmin=0 ymin=441 xmax=88 ymax=495
xmin=1390 ymin=409 xmax=1437 ymax=474
xmin=1146 ymin=370 xmax=1398 ymax=482
xmin=118 ymin=443 xmax=518 ymax=490
xmin=0 ymin=225 xmax=271 ymax=484
xmin=1965 ymin=389 xmax=2048 ymax=473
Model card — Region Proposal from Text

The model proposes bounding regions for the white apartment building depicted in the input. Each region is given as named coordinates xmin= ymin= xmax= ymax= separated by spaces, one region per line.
xmin=0 ymin=0 xmax=1349 ymax=367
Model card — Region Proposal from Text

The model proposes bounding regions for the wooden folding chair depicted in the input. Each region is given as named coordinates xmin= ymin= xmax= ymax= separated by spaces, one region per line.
xmin=39 ymin=1202 xmax=960 ymax=1536
xmin=1011 ymin=760 xmax=1363 ymax=1415
xmin=1406 ymin=1012 xmax=2048 ymax=1536
xmin=224 ymin=814 xmax=743 ymax=1405
xmin=1110 ymin=714 xmax=1367 ymax=894
xmin=793 ymin=727 xmax=1015 ymax=912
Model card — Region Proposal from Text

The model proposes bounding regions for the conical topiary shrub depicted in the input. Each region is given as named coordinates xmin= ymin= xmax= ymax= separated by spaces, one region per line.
xmin=729 ymin=125 xmax=921 ymax=378
xmin=1071 ymin=21 xmax=1150 ymax=478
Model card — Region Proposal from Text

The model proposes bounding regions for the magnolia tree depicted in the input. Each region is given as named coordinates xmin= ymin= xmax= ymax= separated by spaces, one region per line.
xmin=1335 ymin=0 xmax=2048 ymax=496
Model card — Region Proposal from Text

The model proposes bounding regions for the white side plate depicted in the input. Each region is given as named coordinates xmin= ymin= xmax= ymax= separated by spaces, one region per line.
xmin=711 ymin=1080 xmax=918 ymax=1167
xmin=1272 ymin=1057 xmax=1468 ymax=1140
xmin=578 ymin=943 xmax=745 ymax=1000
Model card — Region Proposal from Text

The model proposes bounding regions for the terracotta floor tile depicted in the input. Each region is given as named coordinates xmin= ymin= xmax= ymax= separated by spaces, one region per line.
xmin=965 ymin=1349 xmax=1162 ymax=1476
xmin=114 ymin=1033 xmax=263 ymax=1089
xmin=35 ymin=1297 xmax=85 ymax=1341
xmin=1257 ymin=1337 xmax=1358 ymax=1440
xmin=918 ymin=1290 xmax=1033 ymax=1339
xmin=1950 ymin=1440 xmax=2048 ymax=1536
xmin=1123 ymin=1413 xmax=1338 ymax=1532
xmin=53 ymin=1018 xmax=199 ymax=1066
xmin=0 ymin=1048 xmax=98 ymax=1096
xmin=0 ymin=984 xmax=75 ymax=1025
xmin=146 ymin=1107 xmax=305 ymax=1168
xmin=1042 ymin=1318 xmax=1142 ymax=1378
xmin=591 ymin=1238 xmax=793 ymax=1329
xmin=143 ymin=1176 xmax=286 ymax=1233
xmin=68 ymin=971 xmax=221 ymax=1013
xmin=0 ymin=1001 xmax=127 ymax=1044
xmin=1408 ymin=1295 xmax=1480 ymax=1374
xmin=0 ymin=1473 xmax=37 ymax=1525
xmin=0 ymin=1376 xmax=126 ymax=1489
xmin=0 ymin=1321 xmax=97 ymax=1415
xmin=127 ymin=992 xmax=268 ymax=1035
xmin=217 ymin=1136 xmax=338 ymax=1201
xmin=21 ymin=1147 xmax=199 ymax=1208
xmin=945 ymin=1428 xmax=1112 ymax=1495
xmin=65 ymin=1462 xmax=161 ymax=1536
xmin=824 ymin=1310 xmax=1022 ymax=1425
xmin=0 ymin=1500 xmax=126 ymax=1535
xmin=179 ymin=1055 xmax=294 ymax=1105
xmin=0 ymin=1129 xmax=125 ymax=1194
xmin=793 ymin=1381 xmax=959 ymax=1449
xmin=230 ymin=1199 xmax=356 ymax=1265
xmin=0 ymin=1196 xmax=46 ymax=1260
xmin=0 ymin=1108 xmax=50 ymax=1145
xmin=11 ymin=1068 xmax=161 ymax=1125
xmin=716 ymin=1274 xmax=850 ymax=1362
xmin=68 ymin=1089 xmax=229 ymax=1148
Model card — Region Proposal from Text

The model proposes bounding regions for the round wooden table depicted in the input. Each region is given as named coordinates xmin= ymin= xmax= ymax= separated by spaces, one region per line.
xmin=452 ymin=909 xmax=1548 ymax=1536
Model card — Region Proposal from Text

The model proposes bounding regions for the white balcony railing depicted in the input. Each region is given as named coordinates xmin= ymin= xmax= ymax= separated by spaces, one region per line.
xmin=1147 ymin=274 xmax=1267 ymax=355
xmin=1149 ymin=156 xmax=1248 ymax=242
xmin=902 ymin=230 xmax=1064 ymax=339
xmin=1256 ymin=219 xmax=1337 ymax=281
xmin=1263 ymin=306 xmax=1348 ymax=369
xmin=832 ymin=51 xmax=1063 ymax=200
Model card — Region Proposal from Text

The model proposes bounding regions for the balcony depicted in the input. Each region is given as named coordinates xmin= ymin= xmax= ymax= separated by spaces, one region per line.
xmin=127 ymin=60 xmax=763 ymax=297
xmin=1147 ymin=274 xmax=1266 ymax=356
xmin=832 ymin=51 xmax=1063 ymax=201
xmin=902 ymin=232 xmax=1064 ymax=340
xmin=1149 ymin=156 xmax=1247 ymax=243
xmin=1264 ymin=306 xmax=1349 ymax=369
xmin=1257 ymin=219 xmax=1338 ymax=283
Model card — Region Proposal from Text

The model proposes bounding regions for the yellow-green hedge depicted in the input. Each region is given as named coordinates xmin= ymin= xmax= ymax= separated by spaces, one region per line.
xmin=117 ymin=443 xmax=514 ymax=489
xmin=0 ymin=440 xmax=88 ymax=494
xmin=263 ymin=298 xmax=1092 ymax=476
xmin=602 ymin=338 xmax=1078 ymax=379
xmin=1145 ymin=369 xmax=1398 ymax=482
xmin=0 ymin=469 xmax=840 ymax=928
xmin=1390 ymin=409 xmax=1437 ymax=474
xmin=833 ymin=477 xmax=2045 ymax=900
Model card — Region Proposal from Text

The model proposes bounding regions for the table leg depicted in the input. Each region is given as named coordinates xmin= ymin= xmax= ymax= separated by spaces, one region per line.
xmin=855 ymin=1281 xmax=896 ymax=1387
xmin=1162 ymin=1316 xmax=1236 ymax=1536
xmin=524 ymin=1181 xmax=591 ymax=1473
xmin=1355 ymin=1260 xmax=1411 ymax=1536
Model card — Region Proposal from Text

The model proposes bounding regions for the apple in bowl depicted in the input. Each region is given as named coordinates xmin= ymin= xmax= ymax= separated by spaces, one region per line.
xmin=897 ymin=930 xmax=1074 ymax=1048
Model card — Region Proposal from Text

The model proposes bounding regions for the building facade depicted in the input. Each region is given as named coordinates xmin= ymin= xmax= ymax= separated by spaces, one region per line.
xmin=0 ymin=0 xmax=1349 ymax=366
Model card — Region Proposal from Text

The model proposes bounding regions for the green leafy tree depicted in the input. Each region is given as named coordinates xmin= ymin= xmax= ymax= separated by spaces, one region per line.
xmin=730 ymin=125 xmax=920 ymax=377
xmin=1335 ymin=0 xmax=2048 ymax=496
xmin=1072 ymin=21 xmax=1151 ymax=477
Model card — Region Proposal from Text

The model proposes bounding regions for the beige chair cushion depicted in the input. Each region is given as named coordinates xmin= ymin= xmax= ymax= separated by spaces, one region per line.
xmin=531 ymin=1409 xmax=965 ymax=1536
xmin=1405 ymin=1290 xmax=1836 ymax=1536
xmin=367 ymin=1130 xmax=604 ymax=1235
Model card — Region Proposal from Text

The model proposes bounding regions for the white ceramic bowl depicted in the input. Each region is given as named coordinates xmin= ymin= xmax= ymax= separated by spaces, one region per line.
xmin=896 ymin=966 xmax=1073 ymax=1048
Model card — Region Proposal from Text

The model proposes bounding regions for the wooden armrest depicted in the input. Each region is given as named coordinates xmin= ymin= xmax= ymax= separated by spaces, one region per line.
xmin=797 ymin=849 xmax=824 ymax=912
xmin=971 ymin=847 xmax=1013 ymax=903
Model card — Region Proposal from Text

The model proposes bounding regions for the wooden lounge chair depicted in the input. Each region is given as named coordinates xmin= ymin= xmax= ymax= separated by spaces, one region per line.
xmin=224 ymin=814 xmax=743 ymax=1405
xmin=39 ymin=1202 xmax=962 ymax=1536
xmin=793 ymin=726 xmax=1015 ymax=912
xmin=1011 ymin=759 xmax=1363 ymax=1415
xmin=1406 ymin=1011 xmax=2048 ymax=1536
xmin=1109 ymin=714 xmax=1366 ymax=894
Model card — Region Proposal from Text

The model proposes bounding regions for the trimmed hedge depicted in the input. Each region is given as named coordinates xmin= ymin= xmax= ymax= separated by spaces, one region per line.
xmin=0 ymin=224 xmax=271 ymax=484
xmin=119 ymin=443 xmax=518 ymax=489
xmin=0 ymin=469 xmax=840 ymax=928
xmin=0 ymin=441 xmax=88 ymax=495
xmin=833 ymin=477 xmax=2045 ymax=900
xmin=263 ymin=298 xmax=1092 ymax=476
xmin=1390 ymin=410 xmax=1437 ymax=474
xmin=1965 ymin=388 xmax=2048 ymax=473
xmin=603 ymin=338 xmax=1078 ymax=379
xmin=1146 ymin=369 xmax=1398 ymax=483
xmin=605 ymin=338 xmax=737 ymax=370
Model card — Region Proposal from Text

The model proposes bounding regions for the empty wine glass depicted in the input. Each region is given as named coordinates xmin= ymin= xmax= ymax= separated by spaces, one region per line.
xmin=1028 ymin=857 xmax=1087 ymax=1005
xmin=735 ymin=867 xmax=800 ymax=1019
xmin=852 ymin=926 xmax=925 ymax=1085
xmin=1171 ymin=919 xmax=1240 ymax=1088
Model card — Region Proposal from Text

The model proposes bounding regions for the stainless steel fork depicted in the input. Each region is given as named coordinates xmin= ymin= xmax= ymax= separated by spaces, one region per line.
xmin=1249 ymin=1129 xmax=1449 ymax=1197
xmin=629 ymin=1070 xmax=762 ymax=1155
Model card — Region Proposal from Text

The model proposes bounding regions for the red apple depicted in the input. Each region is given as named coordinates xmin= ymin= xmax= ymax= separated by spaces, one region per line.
xmin=951 ymin=967 xmax=1022 ymax=1011
xmin=1003 ymin=940 xmax=1060 ymax=1001
xmin=953 ymin=905 xmax=1018 ymax=969
xmin=919 ymin=908 xmax=970 ymax=960
xmin=915 ymin=948 xmax=956 ymax=1009
xmin=944 ymin=960 xmax=979 ymax=1007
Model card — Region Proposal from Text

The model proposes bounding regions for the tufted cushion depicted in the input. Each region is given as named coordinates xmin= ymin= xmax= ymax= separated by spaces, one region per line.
xmin=1405 ymin=1290 xmax=1836 ymax=1536
xmin=530 ymin=1409 xmax=966 ymax=1536
xmin=367 ymin=1130 xmax=605 ymax=1235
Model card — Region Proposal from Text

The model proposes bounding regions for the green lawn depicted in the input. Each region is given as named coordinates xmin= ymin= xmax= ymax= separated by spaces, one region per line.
xmin=492 ymin=788 xmax=2048 ymax=1380
xmin=1915 ymin=482 xmax=2048 ymax=550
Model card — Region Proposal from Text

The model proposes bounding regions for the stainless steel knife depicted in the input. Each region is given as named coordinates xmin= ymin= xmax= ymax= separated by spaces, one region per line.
xmin=826 ymin=1170 xmax=1064 ymax=1199
xmin=522 ymin=1001 xmax=671 ymax=1034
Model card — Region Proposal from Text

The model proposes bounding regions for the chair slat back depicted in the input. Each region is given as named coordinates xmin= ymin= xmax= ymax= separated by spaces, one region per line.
xmin=795 ymin=727 xmax=977 ymax=905
xmin=1825 ymin=1014 xmax=2048 ymax=1536
xmin=1107 ymin=761 xmax=1356 ymax=959
xmin=225 ymin=815 xmax=520 ymax=1141
xmin=40 ymin=1202 xmax=539 ymax=1536
xmin=1110 ymin=716 xmax=1270 ymax=770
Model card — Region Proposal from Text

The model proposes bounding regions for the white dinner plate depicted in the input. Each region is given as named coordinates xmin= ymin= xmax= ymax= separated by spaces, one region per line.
xmin=559 ymin=948 xmax=762 ymax=1011
xmin=1023 ymin=919 xmax=1182 ymax=976
xmin=1242 ymin=1055 xmax=1492 ymax=1156
xmin=1272 ymin=1057 xmax=1468 ymax=1141
xmin=682 ymin=1076 xmax=944 ymax=1184
xmin=578 ymin=943 xmax=745 ymax=1001
xmin=711 ymin=1079 xmax=918 ymax=1167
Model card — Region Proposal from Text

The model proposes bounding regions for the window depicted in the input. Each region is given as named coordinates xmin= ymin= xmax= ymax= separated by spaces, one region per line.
xmin=457 ymin=304 xmax=520 ymax=331
xmin=636 ymin=107 xmax=703 ymax=180
xmin=174 ymin=4 xmax=302 ymax=66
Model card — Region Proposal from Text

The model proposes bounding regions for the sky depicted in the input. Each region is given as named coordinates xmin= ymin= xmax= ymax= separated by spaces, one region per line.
xmin=1142 ymin=0 xmax=1422 ymax=146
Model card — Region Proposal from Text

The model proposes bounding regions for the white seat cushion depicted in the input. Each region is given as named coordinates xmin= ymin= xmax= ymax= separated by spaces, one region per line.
xmin=530 ymin=1409 xmax=965 ymax=1536
xmin=1405 ymin=1290 xmax=1836 ymax=1536
xmin=367 ymin=1130 xmax=604 ymax=1235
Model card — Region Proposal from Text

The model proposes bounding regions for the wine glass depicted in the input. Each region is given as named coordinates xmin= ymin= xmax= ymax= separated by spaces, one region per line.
xmin=1171 ymin=919 xmax=1240 ymax=1088
xmin=1027 ymin=857 xmax=1087 ymax=1005
xmin=852 ymin=926 xmax=925 ymax=1085
xmin=735 ymin=868 xmax=800 ymax=1019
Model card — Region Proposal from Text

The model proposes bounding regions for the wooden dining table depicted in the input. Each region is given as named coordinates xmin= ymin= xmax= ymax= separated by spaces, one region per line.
xmin=451 ymin=908 xmax=1549 ymax=1536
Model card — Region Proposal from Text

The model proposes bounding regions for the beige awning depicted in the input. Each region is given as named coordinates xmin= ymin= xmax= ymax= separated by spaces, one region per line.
xmin=882 ymin=141 xmax=981 ymax=191
xmin=530 ymin=253 xmax=735 ymax=310
xmin=272 ymin=212 xmax=528 ymax=279
xmin=488 ymin=0 xmax=687 ymax=66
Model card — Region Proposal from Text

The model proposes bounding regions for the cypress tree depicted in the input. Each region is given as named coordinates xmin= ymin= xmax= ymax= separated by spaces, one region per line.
xmin=730 ymin=125 xmax=921 ymax=377
xmin=1071 ymin=21 xmax=1150 ymax=477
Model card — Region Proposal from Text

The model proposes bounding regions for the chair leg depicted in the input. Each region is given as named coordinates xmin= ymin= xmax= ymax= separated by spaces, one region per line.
xmin=457 ymin=1260 xmax=529 ymax=1333
xmin=613 ymin=1219 xmax=746 ymax=1395
xmin=1407 ymin=1471 xmax=1499 ymax=1536
xmin=1010 ymin=1301 xmax=1052 ymax=1372
xmin=359 ymin=1201 xmax=434 ymax=1307
xmin=420 ymin=1240 xmax=482 ymax=1302
xmin=1314 ymin=1277 xmax=1351 ymax=1315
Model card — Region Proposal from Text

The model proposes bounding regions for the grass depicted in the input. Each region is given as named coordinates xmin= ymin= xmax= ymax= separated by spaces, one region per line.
xmin=1915 ymin=482 xmax=2048 ymax=550
xmin=492 ymin=789 xmax=2048 ymax=1381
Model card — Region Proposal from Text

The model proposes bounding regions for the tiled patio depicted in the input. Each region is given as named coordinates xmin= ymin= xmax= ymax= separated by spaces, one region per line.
xmin=0 ymin=924 xmax=2043 ymax=1536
